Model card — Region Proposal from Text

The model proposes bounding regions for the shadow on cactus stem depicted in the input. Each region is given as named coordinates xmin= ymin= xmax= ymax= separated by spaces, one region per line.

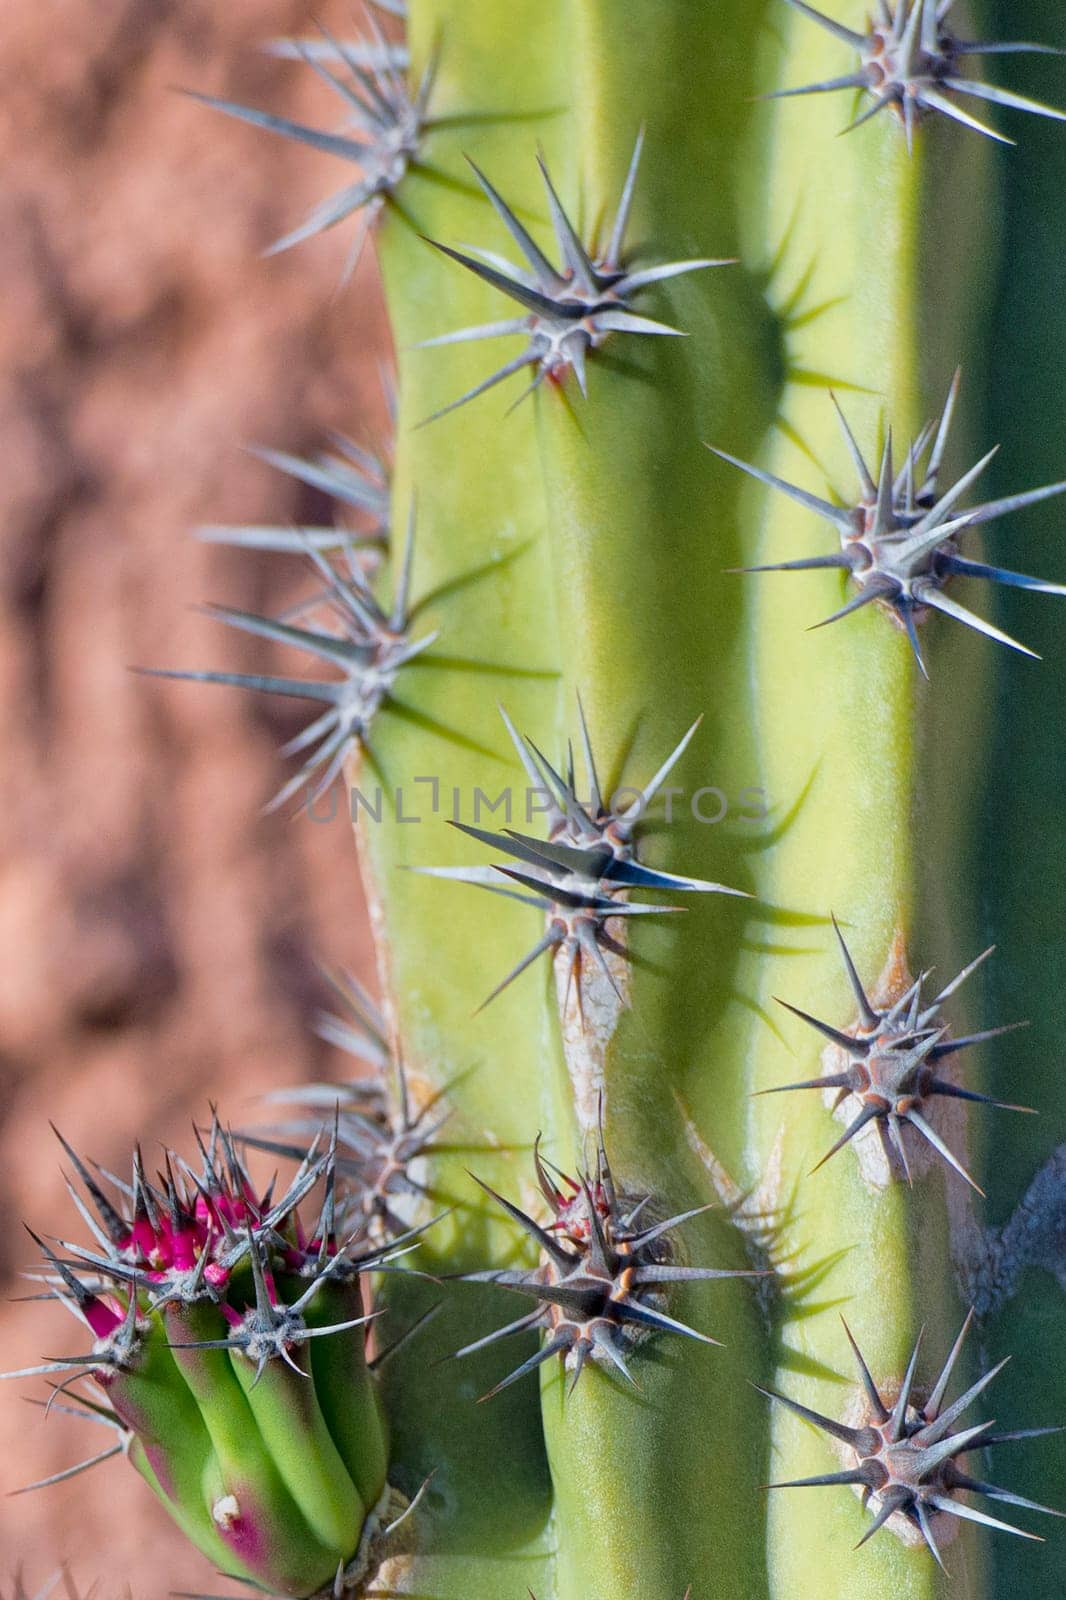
xmin=673 ymin=1093 xmax=853 ymax=1378
xmin=415 ymin=132 xmax=735 ymax=424
xmin=754 ymin=202 xmax=864 ymax=394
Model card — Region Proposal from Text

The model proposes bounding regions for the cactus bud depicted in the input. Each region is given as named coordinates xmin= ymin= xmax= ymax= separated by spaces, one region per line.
xmin=9 ymin=1119 xmax=414 ymax=1599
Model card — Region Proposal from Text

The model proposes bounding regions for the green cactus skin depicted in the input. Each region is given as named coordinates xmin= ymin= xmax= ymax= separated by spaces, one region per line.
xmin=224 ymin=1324 xmax=366 ymax=1560
xmin=12 ymin=1 xmax=1066 ymax=1597
xmin=106 ymin=1317 xmax=245 ymax=1579
xmin=362 ymin=2 xmax=1064 ymax=1598
xmin=520 ymin=7 xmax=778 ymax=1595
xmin=359 ymin=6 xmax=572 ymax=1597
xmin=743 ymin=9 xmax=995 ymax=1599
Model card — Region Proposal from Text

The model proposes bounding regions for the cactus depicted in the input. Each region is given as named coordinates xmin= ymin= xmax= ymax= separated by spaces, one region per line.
xmin=8 ymin=2 xmax=1066 ymax=1598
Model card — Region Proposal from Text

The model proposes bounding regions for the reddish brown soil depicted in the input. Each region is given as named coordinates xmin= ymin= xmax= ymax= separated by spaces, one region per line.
xmin=0 ymin=4 xmax=386 ymax=1590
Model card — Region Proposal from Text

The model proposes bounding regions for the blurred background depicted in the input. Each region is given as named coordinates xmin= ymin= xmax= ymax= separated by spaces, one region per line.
xmin=0 ymin=2 xmax=388 ymax=1588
